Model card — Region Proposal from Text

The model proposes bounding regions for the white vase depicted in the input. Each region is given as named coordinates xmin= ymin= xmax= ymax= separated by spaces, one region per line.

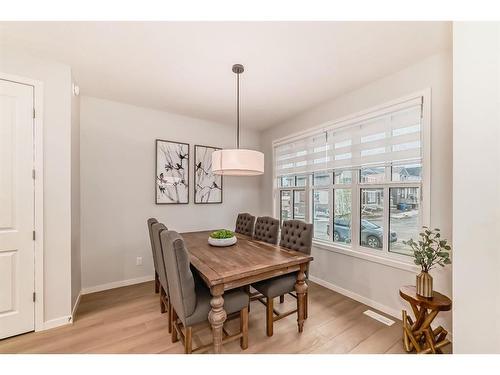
xmin=208 ymin=236 xmax=237 ymax=247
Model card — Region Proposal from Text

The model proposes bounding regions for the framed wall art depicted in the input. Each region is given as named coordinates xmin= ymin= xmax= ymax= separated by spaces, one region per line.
xmin=155 ymin=139 xmax=189 ymax=204
xmin=194 ymin=144 xmax=223 ymax=204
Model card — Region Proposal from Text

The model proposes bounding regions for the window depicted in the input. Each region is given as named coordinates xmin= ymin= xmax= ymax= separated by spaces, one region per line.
xmin=360 ymin=189 xmax=384 ymax=249
xmin=296 ymin=175 xmax=308 ymax=187
xmin=313 ymin=190 xmax=329 ymax=240
xmin=278 ymin=175 xmax=309 ymax=225
xmin=360 ymin=167 xmax=385 ymax=183
xmin=334 ymin=170 xmax=352 ymax=184
xmin=389 ymin=187 xmax=420 ymax=255
xmin=314 ymin=172 xmax=331 ymax=186
xmin=293 ymin=190 xmax=306 ymax=220
xmin=274 ymin=95 xmax=426 ymax=262
xmin=392 ymin=163 xmax=422 ymax=182
xmin=333 ymin=189 xmax=351 ymax=244
xmin=280 ymin=176 xmax=295 ymax=187
xmin=280 ymin=191 xmax=292 ymax=223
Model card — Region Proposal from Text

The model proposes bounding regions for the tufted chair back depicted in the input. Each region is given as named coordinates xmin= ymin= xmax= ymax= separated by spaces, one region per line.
xmin=161 ymin=230 xmax=197 ymax=326
xmin=235 ymin=213 xmax=256 ymax=237
xmin=152 ymin=222 xmax=169 ymax=293
xmin=253 ymin=216 xmax=280 ymax=245
xmin=147 ymin=218 xmax=159 ymax=273
xmin=280 ymin=220 xmax=313 ymax=254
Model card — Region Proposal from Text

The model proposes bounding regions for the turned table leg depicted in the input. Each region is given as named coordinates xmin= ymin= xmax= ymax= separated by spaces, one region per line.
xmin=208 ymin=284 xmax=227 ymax=354
xmin=295 ymin=264 xmax=308 ymax=333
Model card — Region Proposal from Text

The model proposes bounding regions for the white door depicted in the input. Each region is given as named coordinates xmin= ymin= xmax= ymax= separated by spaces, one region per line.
xmin=0 ymin=79 xmax=35 ymax=339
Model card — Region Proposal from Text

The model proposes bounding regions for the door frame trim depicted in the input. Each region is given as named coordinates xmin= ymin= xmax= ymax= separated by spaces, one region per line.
xmin=0 ymin=72 xmax=44 ymax=332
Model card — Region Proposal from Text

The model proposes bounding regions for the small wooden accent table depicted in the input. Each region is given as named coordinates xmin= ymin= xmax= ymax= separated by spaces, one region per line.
xmin=399 ymin=286 xmax=452 ymax=354
xmin=181 ymin=231 xmax=313 ymax=354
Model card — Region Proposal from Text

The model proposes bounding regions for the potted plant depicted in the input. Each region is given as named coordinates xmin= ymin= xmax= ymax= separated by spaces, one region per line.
xmin=403 ymin=227 xmax=451 ymax=298
xmin=208 ymin=229 xmax=237 ymax=247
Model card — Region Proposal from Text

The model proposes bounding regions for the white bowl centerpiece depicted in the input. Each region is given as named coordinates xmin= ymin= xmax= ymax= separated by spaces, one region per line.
xmin=208 ymin=229 xmax=237 ymax=247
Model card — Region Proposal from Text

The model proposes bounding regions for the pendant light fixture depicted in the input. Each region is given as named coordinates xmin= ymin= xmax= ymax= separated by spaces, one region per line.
xmin=212 ymin=64 xmax=264 ymax=176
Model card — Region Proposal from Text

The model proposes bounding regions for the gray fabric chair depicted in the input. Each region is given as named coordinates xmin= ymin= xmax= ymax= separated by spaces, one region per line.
xmin=235 ymin=213 xmax=256 ymax=237
xmin=253 ymin=216 xmax=280 ymax=245
xmin=252 ymin=219 xmax=313 ymax=336
xmin=151 ymin=222 xmax=172 ymax=333
xmin=161 ymin=230 xmax=249 ymax=354
xmin=279 ymin=220 xmax=313 ymax=255
xmin=147 ymin=218 xmax=160 ymax=293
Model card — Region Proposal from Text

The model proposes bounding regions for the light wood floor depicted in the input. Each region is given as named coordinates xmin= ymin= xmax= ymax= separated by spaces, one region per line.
xmin=0 ymin=281 xmax=451 ymax=354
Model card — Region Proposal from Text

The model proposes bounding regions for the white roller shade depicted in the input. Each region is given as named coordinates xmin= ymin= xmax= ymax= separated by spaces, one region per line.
xmin=275 ymin=132 xmax=329 ymax=176
xmin=275 ymin=97 xmax=423 ymax=177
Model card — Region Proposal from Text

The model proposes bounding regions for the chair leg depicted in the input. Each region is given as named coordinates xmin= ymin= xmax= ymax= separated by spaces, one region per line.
xmin=168 ymin=299 xmax=172 ymax=333
xmin=154 ymin=272 xmax=160 ymax=294
xmin=171 ymin=309 xmax=179 ymax=343
xmin=279 ymin=295 xmax=285 ymax=304
xmin=266 ymin=297 xmax=274 ymax=337
xmin=160 ymin=287 xmax=166 ymax=314
xmin=184 ymin=326 xmax=192 ymax=354
xmin=240 ymin=307 xmax=249 ymax=350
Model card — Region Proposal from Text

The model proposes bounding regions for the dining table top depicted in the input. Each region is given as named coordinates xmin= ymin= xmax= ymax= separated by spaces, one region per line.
xmin=180 ymin=230 xmax=313 ymax=291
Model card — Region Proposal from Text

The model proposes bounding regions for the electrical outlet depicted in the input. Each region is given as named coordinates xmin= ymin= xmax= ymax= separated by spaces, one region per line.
xmin=136 ymin=257 xmax=143 ymax=266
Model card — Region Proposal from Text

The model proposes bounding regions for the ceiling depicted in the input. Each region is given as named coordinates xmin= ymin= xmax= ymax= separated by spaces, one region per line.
xmin=0 ymin=22 xmax=451 ymax=130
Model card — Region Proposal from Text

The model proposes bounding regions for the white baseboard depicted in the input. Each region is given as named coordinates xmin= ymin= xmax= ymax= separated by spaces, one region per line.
xmin=81 ymin=275 xmax=155 ymax=295
xmin=41 ymin=316 xmax=72 ymax=331
xmin=309 ymin=275 xmax=401 ymax=320
xmin=71 ymin=292 xmax=82 ymax=321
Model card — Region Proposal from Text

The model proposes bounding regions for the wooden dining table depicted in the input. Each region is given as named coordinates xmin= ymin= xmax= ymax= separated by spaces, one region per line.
xmin=181 ymin=230 xmax=314 ymax=354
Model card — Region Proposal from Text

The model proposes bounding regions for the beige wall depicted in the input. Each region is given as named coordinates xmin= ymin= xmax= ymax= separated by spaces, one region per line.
xmin=259 ymin=51 xmax=453 ymax=330
xmin=71 ymin=79 xmax=81 ymax=310
xmin=79 ymin=96 xmax=262 ymax=291
xmin=453 ymin=22 xmax=500 ymax=353
xmin=0 ymin=48 xmax=73 ymax=324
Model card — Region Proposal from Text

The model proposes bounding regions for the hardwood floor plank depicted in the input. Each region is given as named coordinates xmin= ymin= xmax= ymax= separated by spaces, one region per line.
xmin=309 ymin=313 xmax=385 ymax=354
xmin=349 ymin=319 xmax=402 ymax=354
xmin=0 ymin=280 xmax=432 ymax=354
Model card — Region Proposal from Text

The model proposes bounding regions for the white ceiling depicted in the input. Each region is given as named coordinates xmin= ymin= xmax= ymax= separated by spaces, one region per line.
xmin=0 ymin=22 xmax=451 ymax=130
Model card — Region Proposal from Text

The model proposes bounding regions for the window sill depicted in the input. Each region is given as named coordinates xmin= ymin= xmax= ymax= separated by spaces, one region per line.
xmin=312 ymin=240 xmax=419 ymax=273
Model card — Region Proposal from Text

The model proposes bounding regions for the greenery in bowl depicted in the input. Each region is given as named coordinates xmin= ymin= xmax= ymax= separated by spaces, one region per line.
xmin=209 ymin=229 xmax=235 ymax=239
xmin=403 ymin=226 xmax=451 ymax=272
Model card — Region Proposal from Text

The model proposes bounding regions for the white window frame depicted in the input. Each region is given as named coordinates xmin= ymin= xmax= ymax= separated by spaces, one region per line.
xmin=272 ymin=90 xmax=431 ymax=270
xmin=277 ymin=175 xmax=311 ymax=225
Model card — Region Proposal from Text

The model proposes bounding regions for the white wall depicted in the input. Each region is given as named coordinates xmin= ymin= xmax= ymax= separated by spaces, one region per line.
xmin=0 ymin=48 xmax=73 ymax=324
xmin=80 ymin=96 xmax=262 ymax=291
xmin=453 ymin=22 xmax=500 ymax=353
xmin=71 ymin=80 xmax=81 ymax=310
xmin=260 ymin=51 xmax=453 ymax=330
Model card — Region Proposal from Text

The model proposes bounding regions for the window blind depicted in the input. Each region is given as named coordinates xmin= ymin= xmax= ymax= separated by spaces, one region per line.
xmin=274 ymin=97 xmax=422 ymax=177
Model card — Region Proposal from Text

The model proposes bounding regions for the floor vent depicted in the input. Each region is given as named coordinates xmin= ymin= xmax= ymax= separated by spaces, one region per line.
xmin=363 ymin=310 xmax=395 ymax=326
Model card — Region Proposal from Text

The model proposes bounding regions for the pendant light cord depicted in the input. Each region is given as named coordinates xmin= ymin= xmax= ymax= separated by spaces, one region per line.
xmin=237 ymin=70 xmax=240 ymax=149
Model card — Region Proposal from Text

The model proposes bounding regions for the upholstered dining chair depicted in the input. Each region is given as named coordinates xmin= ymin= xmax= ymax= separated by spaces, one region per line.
xmin=235 ymin=213 xmax=256 ymax=237
xmin=147 ymin=218 xmax=160 ymax=294
xmin=244 ymin=216 xmax=281 ymax=309
xmin=253 ymin=216 xmax=280 ymax=245
xmin=161 ymin=230 xmax=249 ymax=354
xmin=151 ymin=222 xmax=172 ymax=333
xmin=252 ymin=219 xmax=313 ymax=337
